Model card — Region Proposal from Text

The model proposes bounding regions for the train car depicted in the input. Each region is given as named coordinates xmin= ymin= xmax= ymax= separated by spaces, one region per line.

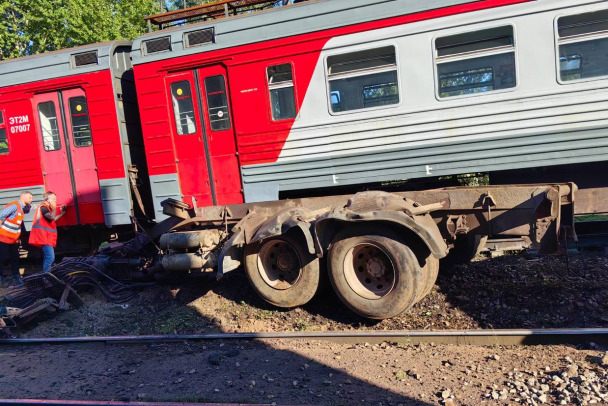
xmin=131 ymin=0 xmax=608 ymax=220
xmin=0 ymin=41 xmax=150 ymax=253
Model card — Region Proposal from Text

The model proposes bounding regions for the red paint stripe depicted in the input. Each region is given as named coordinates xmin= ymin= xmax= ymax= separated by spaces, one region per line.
xmin=135 ymin=0 xmax=535 ymax=206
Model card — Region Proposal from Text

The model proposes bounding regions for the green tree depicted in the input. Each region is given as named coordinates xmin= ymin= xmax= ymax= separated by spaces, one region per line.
xmin=0 ymin=0 xmax=160 ymax=60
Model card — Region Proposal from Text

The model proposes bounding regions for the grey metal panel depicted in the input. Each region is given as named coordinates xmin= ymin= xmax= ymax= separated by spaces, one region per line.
xmin=99 ymin=178 xmax=131 ymax=226
xmin=242 ymin=180 xmax=279 ymax=203
xmin=0 ymin=41 xmax=132 ymax=88
xmin=242 ymin=126 xmax=608 ymax=192
xmin=131 ymin=0 xmax=480 ymax=65
xmin=149 ymin=174 xmax=182 ymax=221
xmin=0 ymin=186 xmax=45 ymax=230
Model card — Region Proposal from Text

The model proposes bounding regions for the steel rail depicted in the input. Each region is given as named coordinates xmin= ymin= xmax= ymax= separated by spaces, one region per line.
xmin=2 ymin=328 xmax=608 ymax=346
xmin=0 ymin=400 xmax=296 ymax=406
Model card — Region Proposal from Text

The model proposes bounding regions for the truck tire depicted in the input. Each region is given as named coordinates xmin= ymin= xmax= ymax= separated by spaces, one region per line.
xmin=415 ymin=253 xmax=439 ymax=303
xmin=328 ymin=226 xmax=421 ymax=319
xmin=244 ymin=234 xmax=320 ymax=308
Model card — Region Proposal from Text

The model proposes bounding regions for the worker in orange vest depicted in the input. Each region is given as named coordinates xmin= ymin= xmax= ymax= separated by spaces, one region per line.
xmin=29 ymin=192 xmax=66 ymax=273
xmin=0 ymin=191 xmax=33 ymax=286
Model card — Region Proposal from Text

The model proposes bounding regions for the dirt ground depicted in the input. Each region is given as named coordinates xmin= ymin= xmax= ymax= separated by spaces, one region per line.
xmin=0 ymin=251 xmax=607 ymax=405
xmin=11 ymin=250 xmax=608 ymax=338
xmin=1 ymin=339 xmax=607 ymax=405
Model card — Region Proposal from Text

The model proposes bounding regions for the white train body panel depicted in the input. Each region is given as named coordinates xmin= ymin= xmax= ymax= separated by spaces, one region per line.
xmin=242 ymin=0 xmax=608 ymax=199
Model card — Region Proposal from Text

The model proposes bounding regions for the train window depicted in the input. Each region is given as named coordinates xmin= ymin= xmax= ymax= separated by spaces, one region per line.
xmin=435 ymin=26 xmax=516 ymax=98
xmin=267 ymin=64 xmax=297 ymax=121
xmin=170 ymin=81 xmax=197 ymax=135
xmin=69 ymin=97 xmax=92 ymax=147
xmin=0 ymin=112 xmax=7 ymax=155
xmin=204 ymin=75 xmax=231 ymax=131
xmin=326 ymin=46 xmax=399 ymax=113
xmin=557 ymin=9 xmax=608 ymax=82
xmin=38 ymin=102 xmax=62 ymax=151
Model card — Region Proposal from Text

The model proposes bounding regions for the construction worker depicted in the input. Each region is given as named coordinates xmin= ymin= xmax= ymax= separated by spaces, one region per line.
xmin=0 ymin=191 xmax=33 ymax=286
xmin=29 ymin=192 xmax=66 ymax=273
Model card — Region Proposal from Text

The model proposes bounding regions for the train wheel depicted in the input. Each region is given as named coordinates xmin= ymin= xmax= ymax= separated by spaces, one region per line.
xmin=414 ymin=253 xmax=439 ymax=303
xmin=244 ymin=234 xmax=320 ymax=308
xmin=328 ymin=227 xmax=421 ymax=319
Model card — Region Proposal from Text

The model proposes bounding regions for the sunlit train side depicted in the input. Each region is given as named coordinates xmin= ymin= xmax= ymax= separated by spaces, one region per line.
xmin=131 ymin=0 xmax=608 ymax=219
xmin=0 ymin=41 xmax=149 ymax=252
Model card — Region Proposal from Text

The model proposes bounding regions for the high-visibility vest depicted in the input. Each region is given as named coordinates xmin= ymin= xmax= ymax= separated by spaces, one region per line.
xmin=0 ymin=201 xmax=24 ymax=244
xmin=29 ymin=201 xmax=58 ymax=248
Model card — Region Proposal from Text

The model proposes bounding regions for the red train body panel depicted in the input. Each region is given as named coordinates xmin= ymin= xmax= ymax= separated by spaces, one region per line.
xmin=132 ymin=0 xmax=533 ymax=216
xmin=0 ymin=42 xmax=145 ymax=237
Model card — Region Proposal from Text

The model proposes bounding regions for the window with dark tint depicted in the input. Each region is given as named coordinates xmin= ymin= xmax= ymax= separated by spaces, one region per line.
xmin=38 ymin=102 xmax=61 ymax=151
xmin=69 ymin=97 xmax=92 ymax=147
xmin=557 ymin=9 xmax=608 ymax=81
xmin=0 ymin=112 xmax=7 ymax=154
xmin=170 ymin=81 xmax=197 ymax=135
xmin=327 ymin=46 xmax=399 ymax=113
xmin=204 ymin=75 xmax=231 ymax=131
xmin=435 ymin=26 xmax=516 ymax=98
xmin=267 ymin=64 xmax=297 ymax=120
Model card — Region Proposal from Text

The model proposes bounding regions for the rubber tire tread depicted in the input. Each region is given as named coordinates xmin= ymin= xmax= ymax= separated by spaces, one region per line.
xmin=414 ymin=253 xmax=439 ymax=303
xmin=328 ymin=226 xmax=421 ymax=319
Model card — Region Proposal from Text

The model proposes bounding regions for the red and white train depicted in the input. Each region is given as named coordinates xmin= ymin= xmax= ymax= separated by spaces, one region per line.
xmin=0 ymin=0 xmax=603 ymax=317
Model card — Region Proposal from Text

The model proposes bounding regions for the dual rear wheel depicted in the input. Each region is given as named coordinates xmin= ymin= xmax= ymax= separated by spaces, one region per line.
xmin=243 ymin=226 xmax=439 ymax=319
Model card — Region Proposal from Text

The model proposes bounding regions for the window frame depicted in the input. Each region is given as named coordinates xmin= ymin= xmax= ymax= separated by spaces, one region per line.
xmin=37 ymin=101 xmax=62 ymax=152
xmin=432 ymin=24 xmax=519 ymax=101
xmin=68 ymin=96 xmax=93 ymax=148
xmin=266 ymin=62 xmax=298 ymax=122
xmin=0 ymin=111 xmax=8 ymax=155
xmin=324 ymin=43 xmax=402 ymax=116
xmin=554 ymin=8 xmax=608 ymax=85
xmin=169 ymin=80 xmax=198 ymax=136
xmin=203 ymin=74 xmax=232 ymax=132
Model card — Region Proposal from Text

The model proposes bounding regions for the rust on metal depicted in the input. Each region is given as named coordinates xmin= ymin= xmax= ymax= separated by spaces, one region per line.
xmin=574 ymin=187 xmax=608 ymax=215
xmin=145 ymin=0 xmax=285 ymax=26
xmin=164 ymin=183 xmax=577 ymax=275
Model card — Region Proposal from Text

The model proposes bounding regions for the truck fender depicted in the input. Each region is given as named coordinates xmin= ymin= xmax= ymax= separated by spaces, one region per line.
xmin=247 ymin=208 xmax=317 ymax=255
xmin=314 ymin=209 xmax=448 ymax=259
xmin=217 ymin=208 xmax=317 ymax=278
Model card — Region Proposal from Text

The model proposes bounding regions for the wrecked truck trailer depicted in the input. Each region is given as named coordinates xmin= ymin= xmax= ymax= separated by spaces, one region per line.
xmin=152 ymin=184 xmax=575 ymax=320
xmin=0 ymin=183 xmax=575 ymax=332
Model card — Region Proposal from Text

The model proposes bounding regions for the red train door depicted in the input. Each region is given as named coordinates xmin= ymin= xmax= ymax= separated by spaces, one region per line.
xmin=166 ymin=66 xmax=243 ymax=208
xmin=196 ymin=65 xmax=243 ymax=205
xmin=166 ymin=72 xmax=214 ymax=207
xmin=32 ymin=90 xmax=103 ymax=226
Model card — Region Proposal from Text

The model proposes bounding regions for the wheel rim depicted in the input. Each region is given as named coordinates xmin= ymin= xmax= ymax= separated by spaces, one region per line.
xmin=257 ymin=239 xmax=302 ymax=290
xmin=343 ymin=243 xmax=395 ymax=300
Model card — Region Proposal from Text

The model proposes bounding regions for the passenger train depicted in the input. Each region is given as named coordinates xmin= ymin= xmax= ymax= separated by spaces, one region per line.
xmin=0 ymin=0 xmax=605 ymax=247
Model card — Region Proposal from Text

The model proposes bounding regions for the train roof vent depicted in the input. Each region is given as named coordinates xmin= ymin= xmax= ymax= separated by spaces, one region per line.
xmin=143 ymin=36 xmax=172 ymax=55
xmin=72 ymin=51 xmax=98 ymax=68
xmin=184 ymin=28 xmax=215 ymax=48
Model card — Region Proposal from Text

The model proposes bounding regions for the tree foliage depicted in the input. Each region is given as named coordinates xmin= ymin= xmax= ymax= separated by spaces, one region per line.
xmin=0 ymin=0 xmax=160 ymax=60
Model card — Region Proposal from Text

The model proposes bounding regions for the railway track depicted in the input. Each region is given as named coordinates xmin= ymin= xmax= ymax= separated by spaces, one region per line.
xmin=1 ymin=328 xmax=607 ymax=347
xmin=0 ymin=401 xmax=288 ymax=406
